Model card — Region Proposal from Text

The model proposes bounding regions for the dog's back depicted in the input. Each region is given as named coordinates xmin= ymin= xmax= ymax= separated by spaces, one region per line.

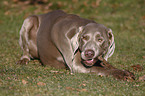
xmin=37 ymin=10 xmax=95 ymax=67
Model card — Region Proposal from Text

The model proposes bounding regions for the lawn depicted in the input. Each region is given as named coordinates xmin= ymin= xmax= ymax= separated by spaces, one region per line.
xmin=0 ymin=0 xmax=145 ymax=96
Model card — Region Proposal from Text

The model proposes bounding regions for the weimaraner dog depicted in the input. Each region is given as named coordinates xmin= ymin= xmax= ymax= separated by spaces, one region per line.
xmin=17 ymin=10 xmax=135 ymax=80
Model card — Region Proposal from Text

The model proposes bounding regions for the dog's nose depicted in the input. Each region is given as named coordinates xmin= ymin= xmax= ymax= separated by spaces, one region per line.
xmin=85 ymin=49 xmax=95 ymax=58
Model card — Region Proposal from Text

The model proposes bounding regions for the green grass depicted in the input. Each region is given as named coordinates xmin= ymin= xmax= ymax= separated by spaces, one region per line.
xmin=0 ymin=0 xmax=145 ymax=95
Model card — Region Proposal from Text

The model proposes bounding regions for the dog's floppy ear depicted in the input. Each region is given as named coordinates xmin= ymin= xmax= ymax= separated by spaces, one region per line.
xmin=103 ymin=29 xmax=115 ymax=61
xmin=70 ymin=26 xmax=83 ymax=54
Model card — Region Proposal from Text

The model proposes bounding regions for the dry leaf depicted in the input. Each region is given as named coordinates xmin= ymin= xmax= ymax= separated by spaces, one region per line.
xmin=4 ymin=11 xmax=11 ymax=16
xmin=83 ymin=1 xmax=88 ymax=7
xmin=81 ymin=9 xmax=84 ymax=13
xmin=37 ymin=82 xmax=46 ymax=86
xmin=139 ymin=75 xmax=145 ymax=81
xmin=3 ymin=1 xmax=9 ymax=6
xmin=131 ymin=64 xmax=143 ymax=71
xmin=27 ymin=76 xmax=30 ymax=79
xmin=0 ymin=20 xmax=3 ymax=24
xmin=38 ymin=76 xmax=42 ymax=79
xmin=91 ymin=0 xmax=101 ymax=8
xmin=50 ymin=70 xmax=64 ymax=74
xmin=80 ymin=89 xmax=87 ymax=92
xmin=66 ymin=87 xmax=87 ymax=92
xmin=142 ymin=16 xmax=145 ymax=20
xmin=57 ymin=1 xmax=63 ymax=7
xmin=7 ymin=77 xmax=11 ymax=80
xmin=76 ymin=88 xmax=87 ymax=92
xmin=12 ymin=0 xmax=19 ymax=3
xmin=50 ymin=70 xmax=59 ymax=73
xmin=79 ymin=83 xmax=86 ymax=87
xmin=82 ymin=83 xmax=86 ymax=86
xmin=66 ymin=87 xmax=75 ymax=90
xmin=22 ymin=79 xmax=28 ymax=85
xmin=133 ymin=84 xmax=140 ymax=87
xmin=72 ymin=0 xmax=78 ymax=3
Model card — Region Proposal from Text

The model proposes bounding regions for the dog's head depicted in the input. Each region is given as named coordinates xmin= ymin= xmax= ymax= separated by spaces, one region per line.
xmin=71 ymin=23 xmax=115 ymax=67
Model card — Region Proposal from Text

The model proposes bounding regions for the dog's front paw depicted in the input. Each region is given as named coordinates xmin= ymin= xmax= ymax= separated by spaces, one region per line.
xmin=111 ymin=69 xmax=135 ymax=81
xmin=16 ymin=58 xmax=29 ymax=65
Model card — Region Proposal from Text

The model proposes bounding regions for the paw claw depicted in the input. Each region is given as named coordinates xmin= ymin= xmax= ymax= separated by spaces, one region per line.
xmin=16 ymin=58 xmax=29 ymax=65
xmin=112 ymin=69 xmax=135 ymax=81
xmin=123 ymin=70 xmax=135 ymax=81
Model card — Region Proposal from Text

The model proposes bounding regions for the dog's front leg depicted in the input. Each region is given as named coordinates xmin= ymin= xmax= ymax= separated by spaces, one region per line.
xmin=61 ymin=49 xmax=91 ymax=73
xmin=68 ymin=52 xmax=135 ymax=80
xmin=64 ymin=51 xmax=104 ymax=73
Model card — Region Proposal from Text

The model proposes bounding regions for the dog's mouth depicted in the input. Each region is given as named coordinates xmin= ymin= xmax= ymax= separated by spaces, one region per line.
xmin=82 ymin=59 xmax=97 ymax=67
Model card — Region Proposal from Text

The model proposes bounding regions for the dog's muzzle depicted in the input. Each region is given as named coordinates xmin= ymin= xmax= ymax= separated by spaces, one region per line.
xmin=82 ymin=49 xmax=98 ymax=66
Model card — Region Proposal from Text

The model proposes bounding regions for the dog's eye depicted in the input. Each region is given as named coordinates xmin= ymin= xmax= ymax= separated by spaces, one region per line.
xmin=98 ymin=38 xmax=103 ymax=42
xmin=82 ymin=35 xmax=89 ymax=40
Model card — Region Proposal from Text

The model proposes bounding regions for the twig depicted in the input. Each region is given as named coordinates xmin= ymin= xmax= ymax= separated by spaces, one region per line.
xmin=98 ymin=56 xmax=116 ymax=69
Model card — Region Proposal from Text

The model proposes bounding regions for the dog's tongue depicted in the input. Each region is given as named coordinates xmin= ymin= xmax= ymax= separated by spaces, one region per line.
xmin=83 ymin=59 xmax=96 ymax=66
xmin=86 ymin=59 xmax=94 ymax=64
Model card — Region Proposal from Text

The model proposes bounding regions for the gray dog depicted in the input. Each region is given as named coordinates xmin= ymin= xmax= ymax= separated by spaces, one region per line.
xmin=17 ymin=10 xmax=135 ymax=80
